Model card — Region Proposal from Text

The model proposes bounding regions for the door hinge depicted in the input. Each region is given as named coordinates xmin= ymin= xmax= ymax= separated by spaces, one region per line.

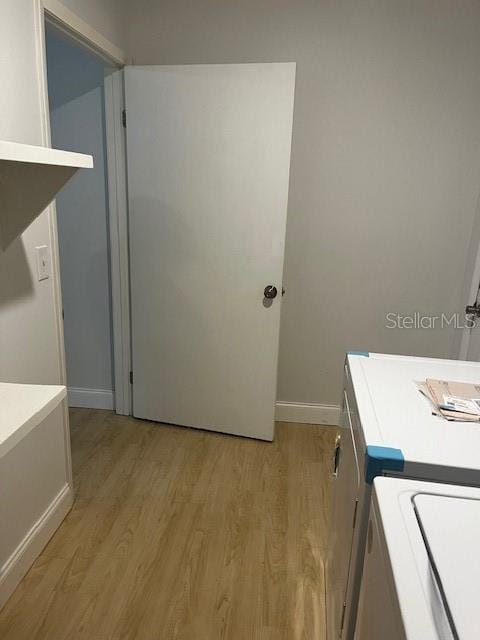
xmin=122 ymin=109 xmax=127 ymax=128
xmin=352 ymin=498 xmax=359 ymax=529
xmin=129 ymin=370 xmax=133 ymax=384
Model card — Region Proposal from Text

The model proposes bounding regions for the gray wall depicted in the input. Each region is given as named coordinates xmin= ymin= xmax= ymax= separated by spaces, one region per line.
xmin=126 ymin=0 xmax=480 ymax=405
xmin=59 ymin=0 xmax=128 ymax=51
xmin=46 ymin=28 xmax=114 ymax=395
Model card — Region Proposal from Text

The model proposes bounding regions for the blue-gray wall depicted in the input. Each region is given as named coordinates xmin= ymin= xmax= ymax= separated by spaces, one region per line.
xmin=46 ymin=27 xmax=114 ymax=401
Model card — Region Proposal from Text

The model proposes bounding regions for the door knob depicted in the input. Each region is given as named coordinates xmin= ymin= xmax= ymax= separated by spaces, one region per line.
xmin=466 ymin=304 xmax=480 ymax=318
xmin=264 ymin=285 xmax=278 ymax=299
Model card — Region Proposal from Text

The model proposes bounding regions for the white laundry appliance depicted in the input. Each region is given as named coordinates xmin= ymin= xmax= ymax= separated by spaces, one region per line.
xmin=354 ymin=476 xmax=480 ymax=640
xmin=327 ymin=352 xmax=480 ymax=640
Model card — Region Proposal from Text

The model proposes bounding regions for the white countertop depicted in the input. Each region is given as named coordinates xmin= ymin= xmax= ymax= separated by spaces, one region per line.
xmin=0 ymin=383 xmax=66 ymax=458
xmin=348 ymin=353 xmax=480 ymax=480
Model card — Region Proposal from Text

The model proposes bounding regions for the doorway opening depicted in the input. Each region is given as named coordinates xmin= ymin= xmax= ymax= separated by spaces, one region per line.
xmin=44 ymin=22 xmax=128 ymax=412
xmin=40 ymin=6 xmax=295 ymax=438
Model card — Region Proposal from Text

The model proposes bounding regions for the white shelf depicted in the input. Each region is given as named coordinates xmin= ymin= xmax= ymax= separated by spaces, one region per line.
xmin=0 ymin=383 xmax=66 ymax=458
xmin=0 ymin=140 xmax=93 ymax=246
xmin=0 ymin=140 xmax=93 ymax=169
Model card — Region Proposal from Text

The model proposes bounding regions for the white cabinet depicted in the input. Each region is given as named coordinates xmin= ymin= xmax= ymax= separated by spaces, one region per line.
xmin=0 ymin=384 xmax=72 ymax=610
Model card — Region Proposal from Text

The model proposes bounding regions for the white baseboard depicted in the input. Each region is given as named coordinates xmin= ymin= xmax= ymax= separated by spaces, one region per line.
xmin=68 ymin=387 xmax=114 ymax=410
xmin=0 ymin=484 xmax=73 ymax=610
xmin=275 ymin=401 xmax=341 ymax=426
xmin=68 ymin=390 xmax=338 ymax=424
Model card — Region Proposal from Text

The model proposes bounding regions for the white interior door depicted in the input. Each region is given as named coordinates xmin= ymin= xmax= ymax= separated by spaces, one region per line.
xmin=124 ymin=64 xmax=295 ymax=440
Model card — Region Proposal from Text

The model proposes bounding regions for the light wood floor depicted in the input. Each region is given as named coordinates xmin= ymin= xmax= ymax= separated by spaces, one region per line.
xmin=0 ymin=409 xmax=336 ymax=640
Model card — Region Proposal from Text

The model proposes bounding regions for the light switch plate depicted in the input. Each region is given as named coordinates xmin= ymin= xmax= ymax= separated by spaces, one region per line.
xmin=35 ymin=245 xmax=50 ymax=281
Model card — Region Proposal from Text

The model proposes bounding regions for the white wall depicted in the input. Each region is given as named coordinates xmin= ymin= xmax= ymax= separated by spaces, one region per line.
xmin=0 ymin=1 xmax=63 ymax=384
xmin=0 ymin=0 xmax=126 ymax=389
xmin=126 ymin=0 xmax=480 ymax=405
xmin=46 ymin=27 xmax=114 ymax=398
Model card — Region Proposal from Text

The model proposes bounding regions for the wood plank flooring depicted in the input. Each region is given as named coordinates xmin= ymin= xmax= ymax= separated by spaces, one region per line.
xmin=0 ymin=409 xmax=336 ymax=640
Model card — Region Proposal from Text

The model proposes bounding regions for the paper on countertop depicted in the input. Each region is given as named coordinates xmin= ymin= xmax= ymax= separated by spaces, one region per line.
xmin=416 ymin=379 xmax=480 ymax=422
xmin=442 ymin=396 xmax=480 ymax=416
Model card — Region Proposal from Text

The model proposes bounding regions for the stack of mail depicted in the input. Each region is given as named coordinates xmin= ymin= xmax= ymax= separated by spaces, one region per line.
xmin=417 ymin=379 xmax=480 ymax=422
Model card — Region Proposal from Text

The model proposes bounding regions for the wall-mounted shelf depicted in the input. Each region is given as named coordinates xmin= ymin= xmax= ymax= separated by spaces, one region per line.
xmin=0 ymin=140 xmax=93 ymax=169
xmin=0 ymin=140 xmax=93 ymax=246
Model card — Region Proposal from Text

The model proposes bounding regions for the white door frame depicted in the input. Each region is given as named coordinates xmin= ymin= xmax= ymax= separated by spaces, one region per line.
xmin=41 ymin=0 xmax=127 ymax=67
xmin=104 ymin=72 xmax=132 ymax=415
xmin=35 ymin=0 xmax=132 ymax=414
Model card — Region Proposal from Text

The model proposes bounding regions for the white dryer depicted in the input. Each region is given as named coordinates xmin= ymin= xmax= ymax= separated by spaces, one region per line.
xmin=355 ymin=476 xmax=480 ymax=640
xmin=327 ymin=352 xmax=480 ymax=640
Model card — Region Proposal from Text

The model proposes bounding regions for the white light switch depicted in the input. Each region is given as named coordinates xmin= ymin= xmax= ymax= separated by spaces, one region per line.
xmin=35 ymin=245 xmax=50 ymax=281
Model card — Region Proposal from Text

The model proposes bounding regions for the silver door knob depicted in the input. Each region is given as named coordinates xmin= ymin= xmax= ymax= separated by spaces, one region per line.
xmin=264 ymin=285 xmax=278 ymax=299
xmin=466 ymin=304 xmax=480 ymax=317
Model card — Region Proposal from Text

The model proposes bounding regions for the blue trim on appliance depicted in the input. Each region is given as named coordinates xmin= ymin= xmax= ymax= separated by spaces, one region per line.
xmin=365 ymin=446 xmax=405 ymax=484
xmin=348 ymin=351 xmax=370 ymax=357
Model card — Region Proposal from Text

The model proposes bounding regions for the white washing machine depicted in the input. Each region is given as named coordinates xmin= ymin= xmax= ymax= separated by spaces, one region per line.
xmin=327 ymin=352 xmax=480 ymax=640
xmin=355 ymin=476 xmax=480 ymax=640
